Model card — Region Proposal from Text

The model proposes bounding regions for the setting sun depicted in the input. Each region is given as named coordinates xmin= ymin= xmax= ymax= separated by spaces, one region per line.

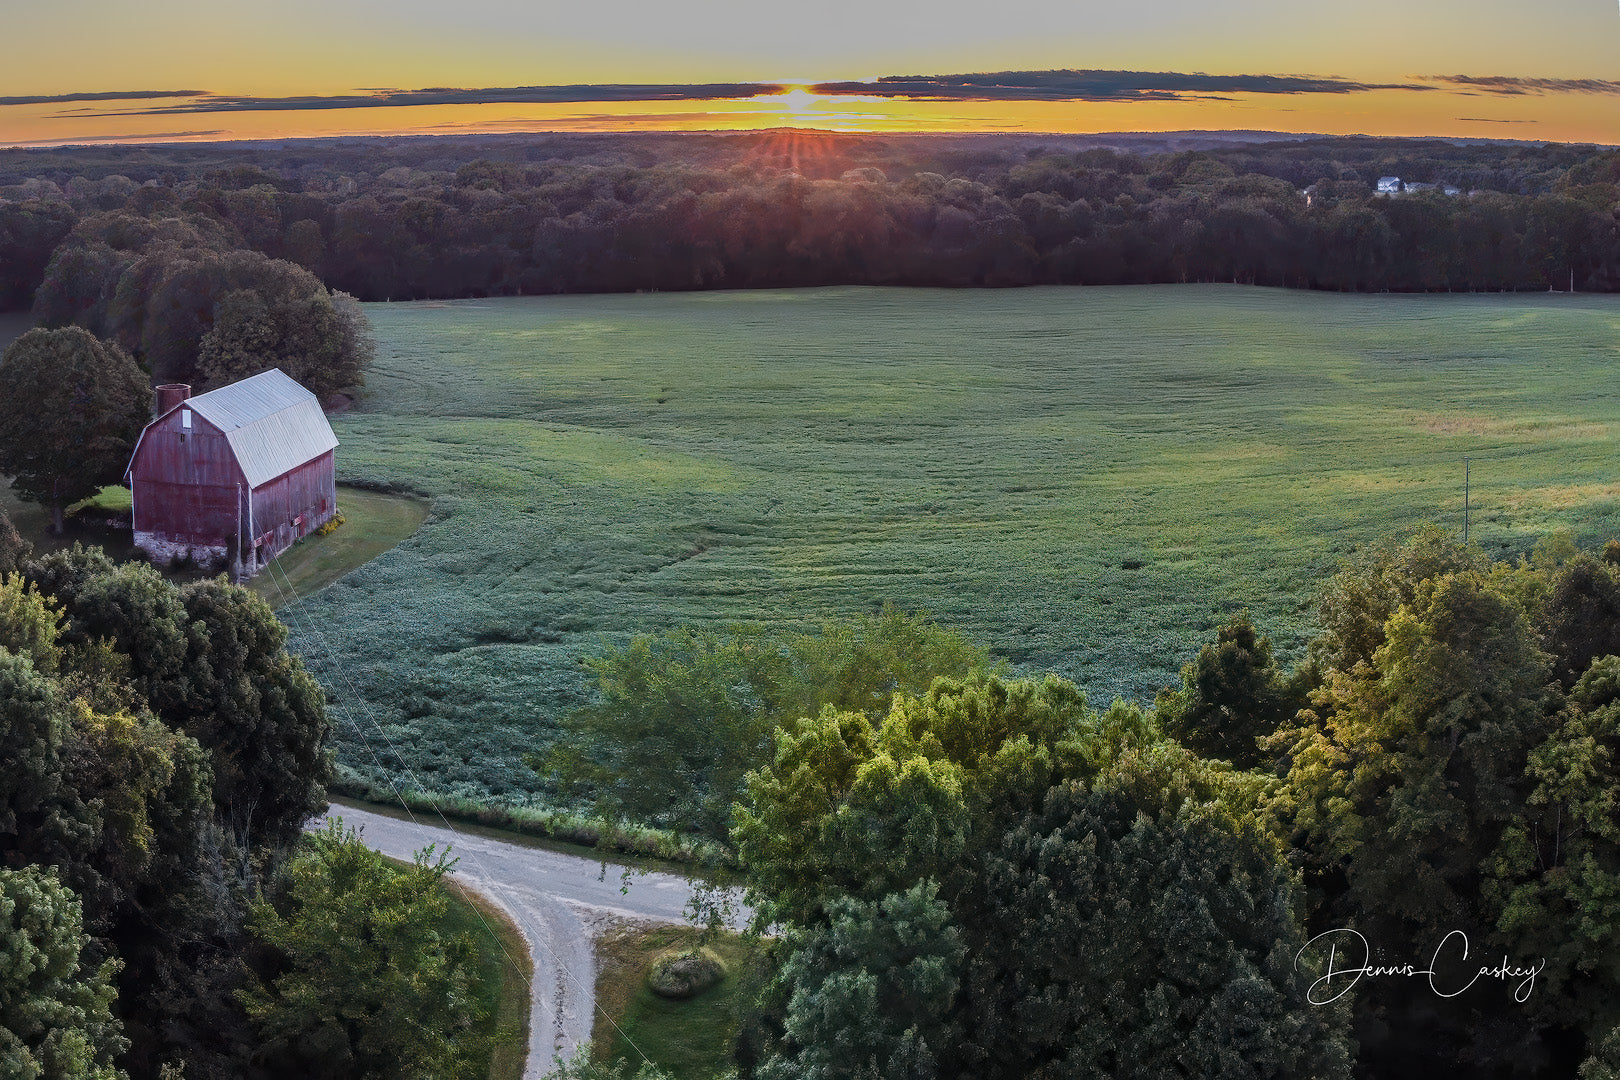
xmin=777 ymin=87 xmax=817 ymax=115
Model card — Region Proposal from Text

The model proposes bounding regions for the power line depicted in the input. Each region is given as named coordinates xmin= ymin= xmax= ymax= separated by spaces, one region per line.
xmin=259 ymin=550 xmax=657 ymax=1074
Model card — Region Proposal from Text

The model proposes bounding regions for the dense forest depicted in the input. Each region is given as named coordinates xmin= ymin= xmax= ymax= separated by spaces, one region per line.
xmin=1 ymin=131 xmax=1617 ymax=329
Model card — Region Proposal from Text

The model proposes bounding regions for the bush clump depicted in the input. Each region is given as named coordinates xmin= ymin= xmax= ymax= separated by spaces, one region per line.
xmin=647 ymin=947 xmax=726 ymax=1000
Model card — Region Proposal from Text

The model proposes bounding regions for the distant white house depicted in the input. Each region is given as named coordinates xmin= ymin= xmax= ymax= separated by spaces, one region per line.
xmin=1375 ymin=177 xmax=1463 ymax=198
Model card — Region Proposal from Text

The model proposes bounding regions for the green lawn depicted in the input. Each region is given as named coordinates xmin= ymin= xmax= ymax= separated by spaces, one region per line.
xmin=2 ymin=480 xmax=139 ymax=561
xmin=592 ymin=923 xmax=762 ymax=1080
xmin=238 ymin=286 xmax=1620 ymax=804
xmin=3 ymin=478 xmax=425 ymax=602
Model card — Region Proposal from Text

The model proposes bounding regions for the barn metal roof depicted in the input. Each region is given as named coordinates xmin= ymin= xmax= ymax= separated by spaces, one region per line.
xmin=156 ymin=369 xmax=338 ymax=488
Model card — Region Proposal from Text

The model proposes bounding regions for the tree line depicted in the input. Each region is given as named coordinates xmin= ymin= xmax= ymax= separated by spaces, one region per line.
xmin=553 ymin=529 xmax=1620 ymax=1078
xmin=0 ymin=529 xmax=495 ymax=1079
xmin=1 ymin=133 xmax=1616 ymax=314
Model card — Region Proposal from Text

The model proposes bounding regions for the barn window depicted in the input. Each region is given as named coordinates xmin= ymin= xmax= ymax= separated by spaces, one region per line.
xmin=181 ymin=410 xmax=192 ymax=429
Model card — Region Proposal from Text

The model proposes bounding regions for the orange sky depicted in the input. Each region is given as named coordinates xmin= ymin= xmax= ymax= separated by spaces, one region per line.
xmin=3 ymin=1 xmax=1618 ymax=145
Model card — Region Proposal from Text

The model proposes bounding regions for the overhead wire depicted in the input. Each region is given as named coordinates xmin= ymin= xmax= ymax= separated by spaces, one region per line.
xmin=258 ymin=546 xmax=657 ymax=1073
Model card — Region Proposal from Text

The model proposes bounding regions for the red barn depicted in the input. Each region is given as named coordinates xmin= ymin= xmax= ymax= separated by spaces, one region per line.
xmin=125 ymin=368 xmax=339 ymax=581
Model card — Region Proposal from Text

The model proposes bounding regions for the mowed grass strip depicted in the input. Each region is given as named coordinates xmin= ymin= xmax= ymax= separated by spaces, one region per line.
xmin=276 ymin=285 xmax=1620 ymax=805
xmin=592 ymin=923 xmax=761 ymax=1080
xmin=441 ymin=875 xmax=533 ymax=1080
xmin=250 ymin=486 xmax=430 ymax=607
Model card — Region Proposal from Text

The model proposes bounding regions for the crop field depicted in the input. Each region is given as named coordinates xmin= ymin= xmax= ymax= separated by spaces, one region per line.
xmin=279 ymin=285 xmax=1620 ymax=803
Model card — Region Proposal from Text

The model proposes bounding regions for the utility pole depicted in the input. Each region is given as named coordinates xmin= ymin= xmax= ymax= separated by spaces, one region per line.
xmin=1464 ymin=457 xmax=1470 ymax=544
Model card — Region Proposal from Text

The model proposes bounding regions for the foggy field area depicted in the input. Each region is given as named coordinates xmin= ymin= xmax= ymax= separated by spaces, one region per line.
xmin=295 ymin=283 xmax=1620 ymax=803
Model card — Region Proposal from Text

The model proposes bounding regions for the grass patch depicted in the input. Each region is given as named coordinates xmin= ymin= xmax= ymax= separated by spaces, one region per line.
xmin=249 ymin=286 xmax=1620 ymax=805
xmin=441 ymin=875 xmax=533 ymax=1080
xmin=592 ymin=922 xmax=762 ymax=1079
xmin=2 ymin=478 xmax=139 ymax=561
xmin=250 ymin=486 xmax=430 ymax=607
xmin=69 ymin=485 xmax=132 ymax=515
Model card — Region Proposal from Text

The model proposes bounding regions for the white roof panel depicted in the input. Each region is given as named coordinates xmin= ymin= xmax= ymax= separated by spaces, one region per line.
xmin=185 ymin=368 xmax=338 ymax=488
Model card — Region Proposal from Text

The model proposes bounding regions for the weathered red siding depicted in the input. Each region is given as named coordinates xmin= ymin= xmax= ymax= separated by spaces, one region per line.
xmin=130 ymin=410 xmax=246 ymax=549
xmin=247 ymin=450 xmax=337 ymax=558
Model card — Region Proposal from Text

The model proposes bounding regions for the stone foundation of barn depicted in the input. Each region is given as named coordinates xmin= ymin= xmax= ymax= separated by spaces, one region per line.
xmin=133 ymin=533 xmax=233 ymax=575
xmin=133 ymin=496 xmax=336 ymax=584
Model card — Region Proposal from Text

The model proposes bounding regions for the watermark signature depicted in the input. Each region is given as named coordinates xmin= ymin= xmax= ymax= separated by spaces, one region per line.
xmin=1295 ymin=928 xmax=1545 ymax=1005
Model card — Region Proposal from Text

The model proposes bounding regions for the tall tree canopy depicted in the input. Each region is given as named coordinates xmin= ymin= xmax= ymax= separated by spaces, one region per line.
xmin=0 ymin=327 xmax=149 ymax=534
xmin=2 ymin=545 xmax=335 ymax=1079
xmin=735 ymin=674 xmax=1347 ymax=1079
xmin=21 ymin=552 xmax=331 ymax=849
xmin=1156 ymin=611 xmax=1307 ymax=769
xmin=239 ymin=821 xmax=488 ymax=1080
xmin=32 ymin=217 xmax=371 ymax=397
xmin=547 ymin=606 xmax=992 ymax=840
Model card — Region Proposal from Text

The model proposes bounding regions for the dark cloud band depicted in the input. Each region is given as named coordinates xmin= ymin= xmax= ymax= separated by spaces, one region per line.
xmin=86 ymin=84 xmax=786 ymax=116
xmin=1429 ymin=75 xmax=1620 ymax=96
xmin=0 ymin=90 xmax=205 ymax=107
xmin=808 ymin=70 xmax=1433 ymax=101
xmin=33 ymin=69 xmax=1609 ymax=119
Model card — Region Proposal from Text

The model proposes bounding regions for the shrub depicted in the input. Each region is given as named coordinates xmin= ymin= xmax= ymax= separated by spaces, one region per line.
xmin=647 ymin=947 xmax=727 ymax=1000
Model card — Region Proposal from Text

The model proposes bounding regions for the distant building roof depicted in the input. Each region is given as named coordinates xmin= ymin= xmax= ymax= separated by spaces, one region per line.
xmin=129 ymin=368 xmax=339 ymax=488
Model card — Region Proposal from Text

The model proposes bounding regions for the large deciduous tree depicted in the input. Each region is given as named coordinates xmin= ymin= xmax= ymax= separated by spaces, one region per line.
xmin=547 ymin=606 xmax=990 ymax=841
xmin=174 ymin=578 xmax=331 ymax=847
xmin=968 ymin=749 xmax=1351 ymax=1080
xmin=1272 ymin=569 xmax=1551 ymax=945
xmin=759 ymin=882 xmax=964 ymax=1080
xmin=239 ymin=821 xmax=488 ymax=1080
xmin=1487 ymin=655 xmax=1620 ymax=1033
xmin=22 ymin=554 xmax=330 ymax=848
xmin=196 ymin=281 xmax=370 ymax=401
xmin=0 ymin=327 xmax=149 ymax=534
xmin=1156 ymin=611 xmax=1307 ymax=769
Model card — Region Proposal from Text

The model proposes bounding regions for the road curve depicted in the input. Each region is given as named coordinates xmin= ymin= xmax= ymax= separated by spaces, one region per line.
xmin=317 ymin=803 xmax=746 ymax=1078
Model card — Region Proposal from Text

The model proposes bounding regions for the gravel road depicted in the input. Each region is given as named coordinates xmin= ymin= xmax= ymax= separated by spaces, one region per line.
xmin=318 ymin=803 xmax=747 ymax=1078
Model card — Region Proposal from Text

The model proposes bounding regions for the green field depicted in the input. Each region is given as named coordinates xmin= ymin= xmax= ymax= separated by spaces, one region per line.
xmin=277 ymin=285 xmax=1620 ymax=804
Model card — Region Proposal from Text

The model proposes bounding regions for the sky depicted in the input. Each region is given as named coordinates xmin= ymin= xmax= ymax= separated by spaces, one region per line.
xmin=2 ymin=0 xmax=1618 ymax=146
